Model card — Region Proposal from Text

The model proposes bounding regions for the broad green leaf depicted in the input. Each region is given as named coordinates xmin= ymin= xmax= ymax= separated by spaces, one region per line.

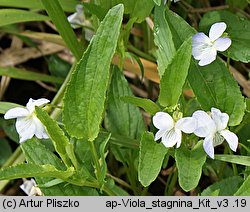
xmin=0 ymin=139 xmax=12 ymax=166
xmin=201 ymin=176 xmax=244 ymax=196
xmin=121 ymin=96 xmax=160 ymax=115
xmin=154 ymin=4 xmax=176 ymax=77
xmin=41 ymin=0 xmax=82 ymax=60
xmin=199 ymin=10 xmax=250 ymax=63
xmin=0 ymin=0 xmax=78 ymax=12
xmin=234 ymin=175 xmax=250 ymax=195
xmin=159 ymin=37 xmax=192 ymax=107
xmin=214 ymin=154 xmax=250 ymax=166
xmin=0 ymin=163 xmax=74 ymax=180
xmin=0 ymin=67 xmax=64 ymax=84
xmin=105 ymin=66 xmax=145 ymax=139
xmin=166 ymin=9 xmax=245 ymax=126
xmin=0 ymin=102 xmax=22 ymax=114
xmin=138 ymin=132 xmax=168 ymax=187
xmin=0 ymin=9 xmax=49 ymax=27
xmin=63 ymin=5 xmax=124 ymax=140
xmin=21 ymin=139 xmax=97 ymax=196
xmin=175 ymin=141 xmax=207 ymax=192
xmin=35 ymin=107 xmax=77 ymax=168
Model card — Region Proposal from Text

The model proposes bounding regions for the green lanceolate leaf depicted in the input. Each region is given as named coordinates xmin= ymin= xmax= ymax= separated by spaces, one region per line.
xmin=35 ymin=107 xmax=77 ymax=168
xmin=165 ymin=9 xmax=245 ymax=126
xmin=201 ymin=176 xmax=244 ymax=196
xmin=175 ymin=141 xmax=207 ymax=192
xmin=199 ymin=10 xmax=250 ymax=63
xmin=154 ymin=4 xmax=176 ymax=77
xmin=63 ymin=5 xmax=124 ymax=140
xmin=121 ymin=96 xmax=160 ymax=115
xmin=214 ymin=154 xmax=250 ymax=166
xmin=0 ymin=163 xmax=74 ymax=181
xmin=105 ymin=66 xmax=145 ymax=139
xmin=234 ymin=175 xmax=250 ymax=195
xmin=0 ymin=9 xmax=49 ymax=27
xmin=138 ymin=132 xmax=168 ymax=187
xmin=159 ymin=37 xmax=192 ymax=107
xmin=41 ymin=0 xmax=82 ymax=60
xmin=0 ymin=67 xmax=64 ymax=84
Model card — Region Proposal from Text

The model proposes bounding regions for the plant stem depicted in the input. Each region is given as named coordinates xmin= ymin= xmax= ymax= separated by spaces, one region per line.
xmin=88 ymin=139 xmax=101 ymax=183
xmin=127 ymin=44 xmax=156 ymax=62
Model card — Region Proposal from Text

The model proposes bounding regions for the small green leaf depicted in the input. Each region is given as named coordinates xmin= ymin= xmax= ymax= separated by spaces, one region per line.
xmin=138 ymin=132 xmax=168 ymax=187
xmin=41 ymin=0 xmax=82 ymax=60
xmin=214 ymin=154 xmax=250 ymax=166
xmin=199 ymin=10 xmax=250 ymax=63
xmin=121 ymin=96 xmax=160 ymax=115
xmin=175 ymin=141 xmax=207 ymax=192
xmin=63 ymin=4 xmax=124 ymax=140
xmin=0 ymin=163 xmax=74 ymax=181
xmin=0 ymin=9 xmax=49 ymax=27
xmin=234 ymin=175 xmax=250 ymax=195
xmin=0 ymin=102 xmax=22 ymax=114
xmin=0 ymin=67 xmax=64 ymax=84
xmin=201 ymin=176 xmax=244 ymax=196
xmin=159 ymin=37 xmax=192 ymax=107
xmin=154 ymin=4 xmax=176 ymax=77
xmin=35 ymin=107 xmax=77 ymax=168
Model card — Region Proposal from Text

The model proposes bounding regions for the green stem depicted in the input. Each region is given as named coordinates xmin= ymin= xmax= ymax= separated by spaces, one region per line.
xmin=166 ymin=166 xmax=177 ymax=195
xmin=88 ymin=139 xmax=101 ymax=183
xmin=127 ymin=44 xmax=156 ymax=62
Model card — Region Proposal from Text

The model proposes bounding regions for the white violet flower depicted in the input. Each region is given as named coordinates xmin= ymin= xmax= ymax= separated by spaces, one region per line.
xmin=67 ymin=4 xmax=85 ymax=29
xmin=4 ymin=98 xmax=50 ymax=143
xmin=192 ymin=107 xmax=238 ymax=159
xmin=192 ymin=22 xmax=232 ymax=66
xmin=153 ymin=112 xmax=197 ymax=148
